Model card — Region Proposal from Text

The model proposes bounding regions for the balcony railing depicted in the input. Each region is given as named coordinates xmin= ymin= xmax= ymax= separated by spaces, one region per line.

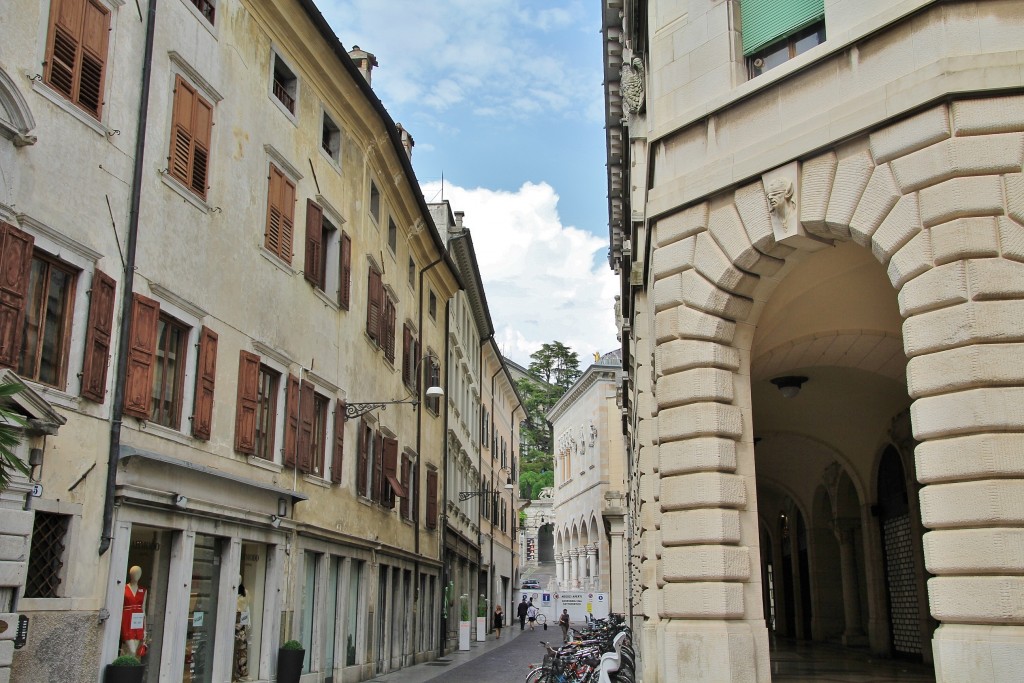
xmin=273 ymin=79 xmax=295 ymax=113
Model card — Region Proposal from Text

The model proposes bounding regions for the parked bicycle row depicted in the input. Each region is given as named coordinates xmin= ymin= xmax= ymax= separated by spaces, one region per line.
xmin=526 ymin=613 xmax=634 ymax=683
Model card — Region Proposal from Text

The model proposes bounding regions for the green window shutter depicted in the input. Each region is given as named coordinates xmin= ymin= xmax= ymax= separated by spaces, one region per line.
xmin=742 ymin=0 xmax=824 ymax=56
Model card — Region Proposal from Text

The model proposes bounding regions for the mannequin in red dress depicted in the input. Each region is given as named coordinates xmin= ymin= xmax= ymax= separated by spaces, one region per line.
xmin=120 ymin=565 xmax=147 ymax=656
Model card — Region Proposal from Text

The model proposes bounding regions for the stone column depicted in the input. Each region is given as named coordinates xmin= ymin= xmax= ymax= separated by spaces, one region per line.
xmin=608 ymin=518 xmax=626 ymax=613
xmin=588 ymin=546 xmax=599 ymax=589
xmin=835 ymin=525 xmax=865 ymax=645
xmin=555 ymin=553 xmax=563 ymax=587
xmin=569 ymin=549 xmax=579 ymax=587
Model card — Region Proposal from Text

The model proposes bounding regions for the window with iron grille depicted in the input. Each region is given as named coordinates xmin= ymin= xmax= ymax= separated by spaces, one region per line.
xmin=25 ymin=512 xmax=71 ymax=598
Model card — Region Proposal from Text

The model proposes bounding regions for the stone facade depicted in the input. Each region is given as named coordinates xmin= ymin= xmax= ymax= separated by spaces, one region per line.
xmin=602 ymin=1 xmax=1024 ymax=681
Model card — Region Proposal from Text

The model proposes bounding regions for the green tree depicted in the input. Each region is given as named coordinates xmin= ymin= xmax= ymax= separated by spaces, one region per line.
xmin=527 ymin=341 xmax=582 ymax=391
xmin=0 ymin=382 xmax=27 ymax=491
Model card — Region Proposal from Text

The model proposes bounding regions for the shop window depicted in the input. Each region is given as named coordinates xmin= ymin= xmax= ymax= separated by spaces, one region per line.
xmin=742 ymin=0 xmax=825 ymax=78
xmin=346 ymin=560 xmax=364 ymax=665
xmin=236 ymin=542 xmax=267 ymax=679
xmin=300 ymin=551 xmax=320 ymax=673
xmin=151 ymin=314 xmax=189 ymax=428
xmin=184 ymin=533 xmax=224 ymax=681
xmin=25 ymin=512 xmax=70 ymax=598
xmin=124 ymin=525 xmax=173 ymax=679
xmin=19 ymin=251 xmax=77 ymax=388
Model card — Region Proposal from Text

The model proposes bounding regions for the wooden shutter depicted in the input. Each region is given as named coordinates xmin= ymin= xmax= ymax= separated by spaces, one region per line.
xmin=80 ymin=268 xmax=116 ymax=402
xmin=283 ymin=373 xmax=299 ymax=467
xmin=304 ymin=200 xmax=324 ymax=287
xmin=123 ymin=294 xmax=160 ymax=419
xmin=399 ymin=454 xmax=410 ymax=518
xmin=280 ymin=174 xmax=296 ymax=262
xmin=339 ymin=232 xmax=351 ymax=308
xmin=401 ymin=324 xmax=412 ymax=385
xmin=191 ymin=326 xmax=218 ymax=440
xmin=45 ymin=0 xmax=110 ymax=118
xmin=425 ymin=469 xmax=438 ymax=529
xmin=168 ymin=76 xmax=212 ymax=198
xmin=234 ymin=351 xmax=260 ymax=454
xmin=383 ymin=297 xmax=396 ymax=363
xmin=0 ymin=223 xmax=34 ymax=369
xmin=297 ymin=380 xmax=315 ymax=473
xmin=265 ymin=165 xmax=283 ymax=258
xmin=382 ymin=437 xmax=404 ymax=508
xmin=357 ymin=419 xmax=369 ymax=496
xmin=190 ymin=92 xmax=212 ymax=197
xmin=77 ymin=0 xmax=108 ymax=116
xmin=366 ymin=267 xmax=382 ymax=342
xmin=331 ymin=400 xmax=345 ymax=484
xmin=373 ymin=430 xmax=384 ymax=502
xmin=45 ymin=0 xmax=84 ymax=100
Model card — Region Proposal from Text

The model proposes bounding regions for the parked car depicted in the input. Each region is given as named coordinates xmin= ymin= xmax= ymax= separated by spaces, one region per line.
xmin=521 ymin=579 xmax=541 ymax=589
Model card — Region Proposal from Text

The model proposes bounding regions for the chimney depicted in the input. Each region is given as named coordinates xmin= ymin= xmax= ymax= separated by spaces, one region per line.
xmin=396 ymin=124 xmax=414 ymax=160
xmin=348 ymin=45 xmax=378 ymax=85
xmin=454 ymin=211 xmax=465 ymax=232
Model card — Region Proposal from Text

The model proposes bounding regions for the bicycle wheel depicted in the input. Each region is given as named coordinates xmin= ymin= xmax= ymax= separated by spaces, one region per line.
xmin=537 ymin=613 xmax=547 ymax=625
xmin=525 ymin=666 xmax=550 ymax=683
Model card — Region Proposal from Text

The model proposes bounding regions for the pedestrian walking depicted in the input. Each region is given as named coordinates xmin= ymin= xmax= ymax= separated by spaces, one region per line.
xmin=559 ymin=608 xmax=571 ymax=642
xmin=493 ymin=605 xmax=504 ymax=638
xmin=527 ymin=601 xmax=539 ymax=630
xmin=517 ymin=596 xmax=529 ymax=630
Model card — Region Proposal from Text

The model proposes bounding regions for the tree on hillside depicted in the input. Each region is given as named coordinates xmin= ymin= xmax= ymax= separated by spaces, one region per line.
xmin=517 ymin=342 xmax=582 ymax=499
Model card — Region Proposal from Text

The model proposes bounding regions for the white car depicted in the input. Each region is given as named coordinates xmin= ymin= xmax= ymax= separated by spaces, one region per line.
xmin=521 ymin=579 xmax=541 ymax=589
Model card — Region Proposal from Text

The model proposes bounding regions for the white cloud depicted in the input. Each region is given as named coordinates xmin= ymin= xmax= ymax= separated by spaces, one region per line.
xmin=422 ymin=180 xmax=619 ymax=368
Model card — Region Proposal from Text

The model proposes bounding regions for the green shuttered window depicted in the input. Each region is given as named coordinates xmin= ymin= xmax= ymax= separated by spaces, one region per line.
xmin=742 ymin=0 xmax=825 ymax=56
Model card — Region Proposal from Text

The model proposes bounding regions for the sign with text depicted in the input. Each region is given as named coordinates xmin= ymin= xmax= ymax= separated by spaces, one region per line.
xmin=556 ymin=591 xmax=609 ymax=622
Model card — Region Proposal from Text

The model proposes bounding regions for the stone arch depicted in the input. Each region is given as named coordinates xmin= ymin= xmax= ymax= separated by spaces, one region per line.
xmin=648 ymin=97 xmax=1024 ymax=678
xmin=0 ymin=68 xmax=36 ymax=146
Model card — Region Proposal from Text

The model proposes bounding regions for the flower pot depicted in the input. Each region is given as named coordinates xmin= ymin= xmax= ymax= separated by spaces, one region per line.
xmin=277 ymin=647 xmax=305 ymax=683
xmin=458 ymin=621 xmax=471 ymax=650
xmin=476 ymin=616 xmax=486 ymax=641
xmin=103 ymin=664 xmax=145 ymax=683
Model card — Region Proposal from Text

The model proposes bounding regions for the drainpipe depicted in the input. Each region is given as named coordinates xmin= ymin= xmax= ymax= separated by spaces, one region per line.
xmin=99 ymin=0 xmax=158 ymax=556
xmin=485 ymin=362 xmax=501 ymax=626
xmin=438 ymin=297 xmax=451 ymax=657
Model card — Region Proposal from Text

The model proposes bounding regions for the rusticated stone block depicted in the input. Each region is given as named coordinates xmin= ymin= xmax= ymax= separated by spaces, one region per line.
xmin=917 ymin=433 xmax=1024 ymax=483
xmin=919 ymin=175 xmax=1003 ymax=227
xmin=800 ymin=152 xmax=838 ymax=236
xmin=929 ymin=217 xmax=1000 ymax=266
xmin=660 ymin=471 xmax=746 ymax=511
xmin=903 ymin=300 xmax=1024 ymax=357
xmin=661 ymin=508 xmax=742 ymax=545
xmin=825 ymin=149 xmax=874 ymax=238
xmin=693 ymin=232 xmax=759 ymax=297
xmin=656 ymin=339 xmax=740 ymax=377
xmin=849 ymin=164 xmax=900 ymax=246
xmin=677 ymin=270 xmax=753 ymax=320
xmin=871 ymin=192 xmax=921 ymax=265
xmin=919 ymin=479 xmax=1024 ymax=528
xmin=654 ymin=273 xmax=685 ymax=313
xmin=924 ymin=528 xmax=1024 ymax=574
xmin=891 ymin=134 xmax=1024 ymax=193
xmin=912 ymin=387 xmax=1024 ymax=439
xmin=652 ymin=236 xmax=696 ymax=280
xmin=656 ymin=203 xmax=709 ymax=248
xmin=662 ymin=545 xmax=751 ymax=582
xmin=655 ymin=306 xmax=736 ymax=345
xmin=869 ymin=104 xmax=950 ymax=163
xmin=968 ymin=257 xmax=1024 ymax=301
xmin=998 ymin=216 xmax=1024 ymax=262
xmin=708 ymin=204 xmax=784 ymax=277
xmin=658 ymin=403 xmax=743 ymax=441
xmin=898 ymin=260 xmax=966 ymax=317
xmin=657 ymin=368 xmax=734 ymax=408
xmin=907 ymin=343 xmax=1024 ymax=399
xmin=659 ymin=437 xmax=738 ymax=476
xmin=929 ymin=576 xmax=1024 ymax=623
xmin=1005 ymin=174 xmax=1024 ymax=227
xmin=953 ymin=95 xmax=1024 ymax=135
xmin=734 ymin=181 xmax=793 ymax=258
xmin=661 ymin=581 xmax=745 ymax=619
xmin=658 ymin=621 xmax=766 ymax=683
xmin=887 ymin=229 xmax=932 ymax=290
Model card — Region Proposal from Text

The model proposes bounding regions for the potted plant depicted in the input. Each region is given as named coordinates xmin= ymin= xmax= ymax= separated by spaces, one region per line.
xmin=104 ymin=655 xmax=144 ymax=683
xmin=277 ymin=639 xmax=305 ymax=683
xmin=457 ymin=594 xmax=471 ymax=651
xmin=476 ymin=594 xmax=487 ymax=642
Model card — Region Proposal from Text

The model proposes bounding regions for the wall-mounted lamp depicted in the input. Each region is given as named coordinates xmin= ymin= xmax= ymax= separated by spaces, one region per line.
xmin=173 ymin=494 xmax=189 ymax=509
xmin=277 ymin=497 xmax=288 ymax=517
xmin=770 ymin=375 xmax=807 ymax=399
xmin=345 ymin=354 xmax=444 ymax=420
xmin=270 ymin=515 xmax=282 ymax=528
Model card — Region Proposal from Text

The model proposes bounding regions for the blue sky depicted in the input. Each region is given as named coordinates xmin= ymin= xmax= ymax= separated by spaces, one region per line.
xmin=320 ymin=0 xmax=619 ymax=367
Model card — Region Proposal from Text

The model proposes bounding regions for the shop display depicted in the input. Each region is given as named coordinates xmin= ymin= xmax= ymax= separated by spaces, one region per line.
xmin=120 ymin=566 xmax=147 ymax=657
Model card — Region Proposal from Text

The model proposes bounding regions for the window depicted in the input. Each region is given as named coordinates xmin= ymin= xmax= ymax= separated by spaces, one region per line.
xmin=189 ymin=0 xmax=215 ymax=23
xmin=425 ymin=468 xmax=438 ymax=529
xmin=265 ymin=163 xmax=296 ymax=262
xmin=150 ymin=313 xmax=189 ymax=427
xmin=296 ymin=381 xmax=328 ymax=476
xmin=357 ymin=420 xmax=375 ymax=499
xmin=407 ymin=257 xmax=415 ymax=288
xmin=400 ymin=452 xmax=416 ymax=521
xmin=44 ymin=0 xmax=111 ymax=119
xmin=369 ymin=181 xmax=381 ymax=224
xmin=742 ymin=0 xmax=825 ymax=78
xmin=428 ymin=290 xmax=437 ymax=320
xmin=254 ymin=365 xmax=279 ymax=460
xmin=321 ymin=111 xmax=340 ymax=162
xmin=387 ymin=218 xmax=397 ymax=254
xmin=272 ymin=52 xmax=297 ymax=114
xmin=19 ymin=252 xmax=77 ymax=387
xmin=304 ymin=200 xmax=337 ymax=292
xmin=168 ymin=75 xmax=213 ymax=199
xmin=25 ymin=512 xmax=70 ymax=598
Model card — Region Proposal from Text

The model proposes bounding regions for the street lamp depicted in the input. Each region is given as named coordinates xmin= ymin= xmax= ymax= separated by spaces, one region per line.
xmin=344 ymin=353 xmax=444 ymax=420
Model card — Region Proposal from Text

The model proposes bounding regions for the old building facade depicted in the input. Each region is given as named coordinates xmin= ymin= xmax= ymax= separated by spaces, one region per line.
xmin=1 ymin=0 xmax=465 ymax=680
xmin=602 ymin=0 xmax=1024 ymax=681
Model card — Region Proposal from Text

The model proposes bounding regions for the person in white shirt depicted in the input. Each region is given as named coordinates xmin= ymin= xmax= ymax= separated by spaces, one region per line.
xmin=526 ymin=602 xmax=539 ymax=630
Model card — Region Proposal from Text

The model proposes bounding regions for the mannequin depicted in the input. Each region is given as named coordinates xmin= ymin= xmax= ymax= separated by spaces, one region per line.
xmin=233 ymin=579 xmax=251 ymax=680
xmin=120 ymin=565 xmax=147 ymax=656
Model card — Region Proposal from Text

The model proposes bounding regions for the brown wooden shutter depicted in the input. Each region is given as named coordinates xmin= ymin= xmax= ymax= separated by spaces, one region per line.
xmin=234 ymin=351 xmax=260 ymax=454
xmin=45 ymin=0 xmax=109 ymax=118
xmin=366 ymin=267 xmax=381 ymax=342
xmin=425 ymin=469 xmax=438 ymax=529
xmin=190 ymin=93 xmax=212 ymax=197
xmin=283 ymin=373 xmax=299 ymax=467
xmin=383 ymin=297 xmax=396 ymax=363
xmin=357 ymin=419 xmax=369 ymax=496
xmin=45 ymin=0 xmax=84 ymax=100
xmin=297 ymin=380 xmax=315 ymax=473
xmin=304 ymin=200 xmax=323 ymax=287
xmin=265 ymin=165 xmax=283 ymax=258
xmin=77 ymin=0 xmax=108 ymax=116
xmin=281 ymin=175 xmax=296 ymax=262
xmin=401 ymin=324 xmax=412 ymax=385
xmin=0 ymin=223 xmax=35 ymax=370
xmin=80 ymin=268 xmax=116 ymax=402
xmin=191 ymin=326 xmax=218 ymax=440
xmin=169 ymin=76 xmax=196 ymax=188
xmin=331 ymin=400 xmax=345 ymax=484
xmin=382 ymin=437 xmax=403 ymax=508
xmin=399 ymin=454 xmax=410 ymax=518
xmin=339 ymin=232 xmax=352 ymax=308
xmin=123 ymin=294 xmax=160 ymax=419
xmin=373 ymin=430 xmax=384 ymax=502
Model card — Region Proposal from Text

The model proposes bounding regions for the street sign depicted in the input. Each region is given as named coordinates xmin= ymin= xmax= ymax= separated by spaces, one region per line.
xmin=29 ymin=484 xmax=42 ymax=497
